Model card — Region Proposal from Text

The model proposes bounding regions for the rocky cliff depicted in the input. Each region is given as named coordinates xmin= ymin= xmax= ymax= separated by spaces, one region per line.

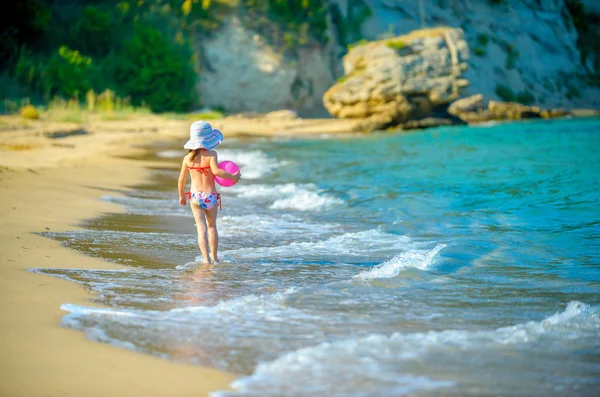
xmin=197 ymin=0 xmax=599 ymax=115
xmin=356 ymin=0 xmax=599 ymax=110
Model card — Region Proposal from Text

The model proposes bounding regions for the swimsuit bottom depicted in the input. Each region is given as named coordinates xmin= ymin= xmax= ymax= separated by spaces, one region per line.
xmin=186 ymin=191 xmax=221 ymax=210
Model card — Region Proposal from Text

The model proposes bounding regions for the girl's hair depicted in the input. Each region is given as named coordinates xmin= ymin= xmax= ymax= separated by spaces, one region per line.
xmin=188 ymin=148 xmax=201 ymax=161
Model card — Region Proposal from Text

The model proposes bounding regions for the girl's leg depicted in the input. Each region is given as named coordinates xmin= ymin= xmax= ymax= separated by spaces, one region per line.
xmin=190 ymin=203 xmax=211 ymax=264
xmin=205 ymin=205 xmax=219 ymax=263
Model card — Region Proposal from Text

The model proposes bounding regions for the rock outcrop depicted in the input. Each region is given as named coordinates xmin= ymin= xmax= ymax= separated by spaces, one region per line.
xmin=447 ymin=94 xmax=493 ymax=123
xmin=448 ymin=94 xmax=571 ymax=122
xmin=322 ymin=27 xmax=468 ymax=131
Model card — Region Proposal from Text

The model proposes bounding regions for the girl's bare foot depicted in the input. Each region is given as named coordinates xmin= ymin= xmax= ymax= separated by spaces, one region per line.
xmin=210 ymin=256 xmax=220 ymax=264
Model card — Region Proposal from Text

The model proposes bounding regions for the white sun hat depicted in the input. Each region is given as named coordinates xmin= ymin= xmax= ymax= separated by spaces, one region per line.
xmin=184 ymin=120 xmax=224 ymax=150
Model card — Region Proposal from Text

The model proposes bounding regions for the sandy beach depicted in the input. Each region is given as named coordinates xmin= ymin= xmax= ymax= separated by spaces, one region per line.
xmin=0 ymin=114 xmax=351 ymax=397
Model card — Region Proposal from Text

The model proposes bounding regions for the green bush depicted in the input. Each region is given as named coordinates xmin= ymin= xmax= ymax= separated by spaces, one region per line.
xmin=112 ymin=23 xmax=196 ymax=112
xmin=78 ymin=6 xmax=114 ymax=55
xmin=20 ymin=105 xmax=39 ymax=119
xmin=505 ymin=45 xmax=520 ymax=69
xmin=516 ymin=90 xmax=535 ymax=105
xmin=566 ymin=85 xmax=582 ymax=100
xmin=476 ymin=33 xmax=489 ymax=46
xmin=14 ymin=46 xmax=94 ymax=99
xmin=5 ymin=1 xmax=200 ymax=113
xmin=45 ymin=46 xmax=93 ymax=98
xmin=495 ymin=84 xmax=516 ymax=102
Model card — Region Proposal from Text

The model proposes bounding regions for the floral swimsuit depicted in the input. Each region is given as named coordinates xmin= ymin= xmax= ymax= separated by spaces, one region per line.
xmin=187 ymin=191 xmax=220 ymax=210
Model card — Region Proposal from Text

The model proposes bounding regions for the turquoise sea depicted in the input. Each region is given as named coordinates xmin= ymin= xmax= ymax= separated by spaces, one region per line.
xmin=36 ymin=117 xmax=600 ymax=396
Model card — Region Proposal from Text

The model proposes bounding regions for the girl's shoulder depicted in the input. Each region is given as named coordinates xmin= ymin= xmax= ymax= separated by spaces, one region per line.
xmin=182 ymin=152 xmax=194 ymax=164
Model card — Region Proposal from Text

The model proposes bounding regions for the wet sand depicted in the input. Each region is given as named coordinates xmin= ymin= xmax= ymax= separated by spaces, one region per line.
xmin=0 ymin=114 xmax=338 ymax=396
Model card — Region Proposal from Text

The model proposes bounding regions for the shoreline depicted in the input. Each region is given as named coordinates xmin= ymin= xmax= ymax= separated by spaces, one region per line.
xmin=0 ymin=121 xmax=242 ymax=396
xmin=1 ymin=113 xmax=599 ymax=396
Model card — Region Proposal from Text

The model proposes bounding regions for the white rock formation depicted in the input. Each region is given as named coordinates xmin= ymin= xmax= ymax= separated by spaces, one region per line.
xmin=197 ymin=17 xmax=339 ymax=115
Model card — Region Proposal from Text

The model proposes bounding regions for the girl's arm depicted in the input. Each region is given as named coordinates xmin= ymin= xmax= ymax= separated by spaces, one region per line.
xmin=210 ymin=155 xmax=241 ymax=183
xmin=178 ymin=158 xmax=188 ymax=205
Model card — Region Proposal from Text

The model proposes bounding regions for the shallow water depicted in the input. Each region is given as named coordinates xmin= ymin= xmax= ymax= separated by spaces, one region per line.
xmin=35 ymin=118 xmax=600 ymax=396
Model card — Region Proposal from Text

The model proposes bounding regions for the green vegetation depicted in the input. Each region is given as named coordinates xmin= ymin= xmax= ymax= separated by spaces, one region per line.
xmin=2 ymin=0 xmax=376 ymax=113
xmin=166 ymin=110 xmax=225 ymax=120
xmin=495 ymin=84 xmax=537 ymax=105
xmin=240 ymin=0 xmax=330 ymax=54
xmin=476 ymin=33 xmax=489 ymax=46
xmin=505 ymin=45 xmax=520 ymax=69
xmin=2 ymin=0 xmax=222 ymax=113
xmin=386 ymin=40 xmax=406 ymax=50
xmin=565 ymin=0 xmax=600 ymax=75
xmin=516 ymin=90 xmax=535 ymax=105
xmin=191 ymin=110 xmax=226 ymax=120
xmin=330 ymin=0 xmax=372 ymax=51
xmin=473 ymin=33 xmax=489 ymax=57
xmin=495 ymin=84 xmax=516 ymax=102
xmin=348 ymin=39 xmax=369 ymax=50
xmin=566 ymin=85 xmax=582 ymax=100
xmin=474 ymin=47 xmax=486 ymax=57
xmin=20 ymin=105 xmax=39 ymax=120
xmin=5 ymin=89 xmax=153 ymax=124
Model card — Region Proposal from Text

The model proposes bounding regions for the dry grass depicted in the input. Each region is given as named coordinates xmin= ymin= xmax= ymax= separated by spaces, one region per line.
xmin=0 ymin=143 xmax=37 ymax=151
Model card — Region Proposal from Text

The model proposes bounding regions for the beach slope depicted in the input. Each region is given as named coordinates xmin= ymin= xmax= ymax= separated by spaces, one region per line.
xmin=0 ymin=120 xmax=239 ymax=397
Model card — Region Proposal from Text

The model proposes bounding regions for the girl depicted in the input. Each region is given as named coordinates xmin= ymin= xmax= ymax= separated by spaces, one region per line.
xmin=178 ymin=121 xmax=241 ymax=264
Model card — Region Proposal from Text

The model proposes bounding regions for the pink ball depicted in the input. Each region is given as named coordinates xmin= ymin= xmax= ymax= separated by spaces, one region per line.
xmin=214 ymin=160 xmax=240 ymax=187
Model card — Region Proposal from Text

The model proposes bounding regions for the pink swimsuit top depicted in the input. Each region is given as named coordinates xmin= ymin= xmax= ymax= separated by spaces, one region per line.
xmin=188 ymin=166 xmax=211 ymax=175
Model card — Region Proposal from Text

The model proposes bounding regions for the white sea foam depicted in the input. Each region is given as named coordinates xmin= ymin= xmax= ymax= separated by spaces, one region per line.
xmin=60 ymin=288 xmax=310 ymax=337
xmin=157 ymin=148 xmax=285 ymax=179
xmin=218 ymin=149 xmax=286 ymax=179
xmin=271 ymin=190 xmax=344 ymax=211
xmin=231 ymin=183 xmax=312 ymax=199
xmin=85 ymin=327 xmax=139 ymax=351
xmin=175 ymin=261 xmax=201 ymax=270
xmin=219 ymin=214 xmax=337 ymax=237
xmin=230 ymin=183 xmax=343 ymax=211
xmin=171 ymin=288 xmax=300 ymax=316
xmin=354 ymin=244 xmax=447 ymax=280
xmin=221 ymin=229 xmax=412 ymax=261
xmin=61 ymin=304 xmax=135 ymax=317
xmin=214 ymin=301 xmax=599 ymax=397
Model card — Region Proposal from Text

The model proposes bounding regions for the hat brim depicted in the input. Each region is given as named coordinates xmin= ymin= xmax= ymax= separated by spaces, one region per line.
xmin=184 ymin=128 xmax=224 ymax=150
